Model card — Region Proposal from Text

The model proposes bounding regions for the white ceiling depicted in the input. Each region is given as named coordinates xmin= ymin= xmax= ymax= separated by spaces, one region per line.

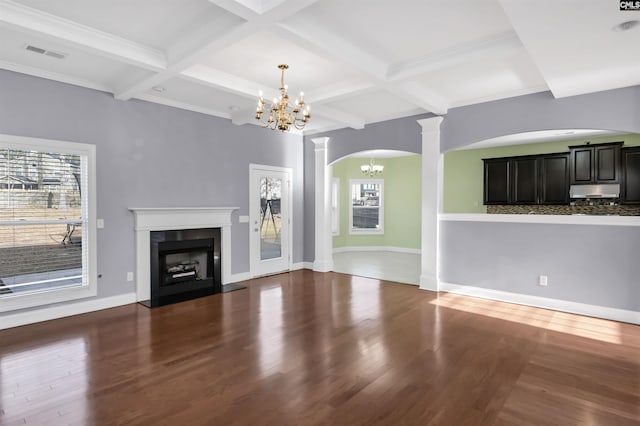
xmin=0 ymin=0 xmax=638 ymax=135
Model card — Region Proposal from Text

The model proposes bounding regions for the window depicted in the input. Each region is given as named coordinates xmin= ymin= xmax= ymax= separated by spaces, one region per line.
xmin=331 ymin=177 xmax=339 ymax=236
xmin=0 ymin=134 xmax=96 ymax=312
xmin=349 ymin=179 xmax=383 ymax=234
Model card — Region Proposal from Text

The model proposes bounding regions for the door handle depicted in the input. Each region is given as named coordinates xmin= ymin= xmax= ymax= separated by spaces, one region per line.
xmin=254 ymin=228 xmax=259 ymax=232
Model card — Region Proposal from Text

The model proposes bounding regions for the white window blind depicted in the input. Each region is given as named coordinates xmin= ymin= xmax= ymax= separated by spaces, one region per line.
xmin=0 ymin=146 xmax=89 ymax=300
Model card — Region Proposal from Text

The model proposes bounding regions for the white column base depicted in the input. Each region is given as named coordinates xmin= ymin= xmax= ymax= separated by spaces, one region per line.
xmin=313 ymin=260 xmax=334 ymax=273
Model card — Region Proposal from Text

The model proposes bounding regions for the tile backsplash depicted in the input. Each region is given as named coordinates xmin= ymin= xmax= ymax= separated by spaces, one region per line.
xmin=487 ymin=205 xmax=640 ymax=216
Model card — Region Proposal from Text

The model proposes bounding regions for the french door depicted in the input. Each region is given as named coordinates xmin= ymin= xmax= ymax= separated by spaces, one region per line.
xmin=249 ymin=165 xmax=292 ymax=277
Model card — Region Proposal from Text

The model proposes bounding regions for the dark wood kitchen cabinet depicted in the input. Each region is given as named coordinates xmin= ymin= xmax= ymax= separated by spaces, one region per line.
xmin=512 ymin=156 xmax=538 ymax=204
xmin=569 ymin=142 xmax=622 ymax=184
xmin=539 ymin=153 xmax=570 ymax=204
xmin=621 ymin=147 xmax=640 ymax=205
xmin=483 ymin=158 xmax=510 ymax=204
xmin=484 ymin=153 xmax=569 ymax=205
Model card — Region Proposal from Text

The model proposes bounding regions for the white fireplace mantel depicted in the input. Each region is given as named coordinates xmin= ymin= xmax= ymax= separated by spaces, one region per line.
xmin=129 ymin=207 xmax=238 ymax=302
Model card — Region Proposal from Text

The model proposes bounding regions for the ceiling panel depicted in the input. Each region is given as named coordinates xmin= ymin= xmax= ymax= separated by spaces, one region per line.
xmin=322 ymin=89 xmax=424 ymax=124
xmin=143 ymin=76 xmax=258 ymax=115
xmin=12 ymin=0 xmax=228 ymax=50
xmin=0 ymin=27 xmax=137 ymax=90
xmin=293 ymin=0 xmax=514 ymax=64
xmin=499 ymin=0 xmax=640 ymax=98
xmin=415 ymin=48 xmax=548 ymax=107
xmin=199 ymin=31 xmax=363 ymax=92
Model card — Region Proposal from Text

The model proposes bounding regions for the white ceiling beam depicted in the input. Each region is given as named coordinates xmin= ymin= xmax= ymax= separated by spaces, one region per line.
xmin=183 ymin=64 xmax=368 ymax=129
xmin=0 ymin=0 xmax=165 ymax=71
xmin=304 ymin=79 xmax=376 ymax=104
xmin=180 ymin=64 xmax=265 ymax=98
xmin=207 ymin=0 xmax=260 ymax=20
xmin=312 ymin=105 xmax=365 ymax=129
xmin=274 ymin=20 xmax=449 ymax=115
xmin=387 ymin=31 xmax=523 ymax=81
xmin=115 ymin=0 xmax=322 ymax=101
xmin=0 ymin=59 xmax=112 ymax=92
xmin=135 ymin=93 xmax=231 ymax=119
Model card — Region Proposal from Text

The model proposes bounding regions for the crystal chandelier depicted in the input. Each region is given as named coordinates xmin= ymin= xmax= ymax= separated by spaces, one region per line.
xmin=361 ymin=159 xmax=384 ymax=177
xmin=256 ymin=64 xmax=311 ymax=132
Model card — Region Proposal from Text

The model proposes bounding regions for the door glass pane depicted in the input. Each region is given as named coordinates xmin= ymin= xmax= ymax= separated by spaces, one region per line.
xmin=260 ymin=177 xmax=282 ymax=260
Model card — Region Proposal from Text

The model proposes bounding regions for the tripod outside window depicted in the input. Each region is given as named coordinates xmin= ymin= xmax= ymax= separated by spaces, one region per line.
xmin=260 ymin=198 xmax=281 ymax=240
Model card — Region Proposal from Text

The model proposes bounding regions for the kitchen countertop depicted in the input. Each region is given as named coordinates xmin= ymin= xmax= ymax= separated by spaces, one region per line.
xmin=439 ymin=213 xmax=640 ymax=226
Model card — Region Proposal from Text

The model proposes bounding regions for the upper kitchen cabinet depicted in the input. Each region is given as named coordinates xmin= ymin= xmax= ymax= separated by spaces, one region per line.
xmin=539 ymin=153 xmax=570 ymax=204
xmin=569 ymin=142 xmax=623 ymax=184
xmin=621 ymin=147 xmax=640 ymax=205
xmin=483 ymin=158 xmax=510 ymax=205
xmin=512 ymin=156 xmax=538 ymax=204
xmin=483 ymin=153 xmax=570 ymax=205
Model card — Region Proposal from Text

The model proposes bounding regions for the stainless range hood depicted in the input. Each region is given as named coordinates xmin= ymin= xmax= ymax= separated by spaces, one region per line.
xmin=569 ymin=184 xmax=620 ymax=198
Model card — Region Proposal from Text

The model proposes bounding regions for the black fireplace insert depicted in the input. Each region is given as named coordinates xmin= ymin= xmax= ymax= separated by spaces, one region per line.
xmin=142 ymin=227 xmax=221 ymax=307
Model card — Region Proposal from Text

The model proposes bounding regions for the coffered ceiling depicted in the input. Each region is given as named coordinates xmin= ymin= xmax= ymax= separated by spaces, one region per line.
xmin=0 ymin=0 xmax=638 ymax=134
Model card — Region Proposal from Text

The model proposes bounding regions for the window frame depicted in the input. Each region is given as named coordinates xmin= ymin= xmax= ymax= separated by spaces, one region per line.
xmin=349 ymin=178 xmax=384 ymax=235
xmin=331 ymin=177 xmax=340 ymax=236
xmin=0 ymin=134 xmax=97 ymax=312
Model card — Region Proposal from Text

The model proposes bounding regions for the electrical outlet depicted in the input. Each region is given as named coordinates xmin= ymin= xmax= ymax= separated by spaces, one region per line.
xmin=127 ymin=272 xmax=134 ymax=282
xmin=538 ymin=275 xmax=548 ymax=286
xmin=96 ymin=218 xmax=104 ymax=229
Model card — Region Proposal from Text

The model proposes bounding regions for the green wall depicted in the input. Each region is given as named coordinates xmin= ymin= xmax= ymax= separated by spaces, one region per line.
xmin=443 ymin=134 xmax=640 ymax=213
xmin=332 ymin=155 xmax=421 ymax=249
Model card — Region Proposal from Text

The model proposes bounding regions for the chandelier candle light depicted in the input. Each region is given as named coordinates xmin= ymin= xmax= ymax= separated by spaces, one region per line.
xmin=361 ymin=159 xmax=384 ymax=177
xmin=256 ymin=64 xmax=311 ymax=132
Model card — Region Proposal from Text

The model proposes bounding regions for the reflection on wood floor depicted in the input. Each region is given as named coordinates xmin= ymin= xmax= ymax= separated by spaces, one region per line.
xmin=333 ymin=250 xmax=420 ymax=285
xmin=0 ymin=270 xmax=638 ymax=425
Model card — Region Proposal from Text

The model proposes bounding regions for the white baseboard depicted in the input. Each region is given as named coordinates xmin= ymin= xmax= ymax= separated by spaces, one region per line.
xmin=292 ymin=262 xmax=313 ymax=270
xmin=333 ymin=246 xmax=421 ymax=255
xmin=227 ymin=272 xmax=251 ymax=284
xmin=439 ymin=282 xmax=640 ymax=325
xmin=0 ymin=292 xmax=137 ymax=330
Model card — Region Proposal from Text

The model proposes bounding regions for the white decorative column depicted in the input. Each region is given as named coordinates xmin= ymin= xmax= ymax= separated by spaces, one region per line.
xmin=312 ymin=137 xmax=333 ymax=272
xmin=417 ymin=117 xmax=444 ymax=291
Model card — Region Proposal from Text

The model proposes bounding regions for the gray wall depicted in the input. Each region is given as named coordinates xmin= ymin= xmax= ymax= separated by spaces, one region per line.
xmin=441 ymin=221 xmax=640 ymax=311
xmin=0 ymin=70 xmax=304 ymax=310
xmin=304 ymin=85 xmax=640 ymax=312
xmin=441 ymin=88 xmax=640 ymax=152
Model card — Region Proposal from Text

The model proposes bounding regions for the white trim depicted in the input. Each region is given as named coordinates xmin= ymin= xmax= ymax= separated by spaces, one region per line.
xmin=439 ymin=213 xmax=640 ymax=226
xmin=331 ymin=177 xmax=340 ymax=236
xmin=129 ymin=207 xmax=238 ymax=301
xmin=312 ymin=137 xmax=333 ymax=272
xmin=439 ymin=282 xmax=640 ymax=325
xmin=249 ymin=164 xmax=293 ymax=278
xmin=417 ymin=117 xmax=444 ymax=292
xmin=0 ymin=292 xmax=136 ymax=330
xmin=0 ymin=59 xmax=112 ymax=93
xmin=228 ymin=272 xmax=251 ymax=284
xmin=291 ymin=262 xmax=308 ymax=270
xmin=333 ymin=246 xmax=420 ymax=255
xmin=0 ymin=1 xmax=166 ymax=70
xmin=0 ymin=134 xmax=97 ymax=313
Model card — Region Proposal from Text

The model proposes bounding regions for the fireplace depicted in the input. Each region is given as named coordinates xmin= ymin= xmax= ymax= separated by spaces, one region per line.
xmin=141 ymin=228 xmax=221 ymax=307
xmin=130 ymin=207 xmax=237 ymax=305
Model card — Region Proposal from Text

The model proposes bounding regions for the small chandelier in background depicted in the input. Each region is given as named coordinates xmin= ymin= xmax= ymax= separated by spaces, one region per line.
xmin=361 ymin=159 xmax=384 ymax=177
xmin=256 ymin=64 xmax=310 ymax=132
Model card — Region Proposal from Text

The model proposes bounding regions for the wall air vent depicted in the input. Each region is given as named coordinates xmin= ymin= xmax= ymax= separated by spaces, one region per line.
xmin=24 ymin=44 xmax=67 ymax=60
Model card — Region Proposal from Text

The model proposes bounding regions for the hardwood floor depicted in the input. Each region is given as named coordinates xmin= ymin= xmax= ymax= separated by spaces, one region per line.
xmin=1 ymin=270 xmax=638 ymax=425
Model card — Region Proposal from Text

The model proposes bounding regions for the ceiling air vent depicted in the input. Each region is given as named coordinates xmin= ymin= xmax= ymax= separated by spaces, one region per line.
xmin=24 ymin=44 xmax=67 ymax=60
